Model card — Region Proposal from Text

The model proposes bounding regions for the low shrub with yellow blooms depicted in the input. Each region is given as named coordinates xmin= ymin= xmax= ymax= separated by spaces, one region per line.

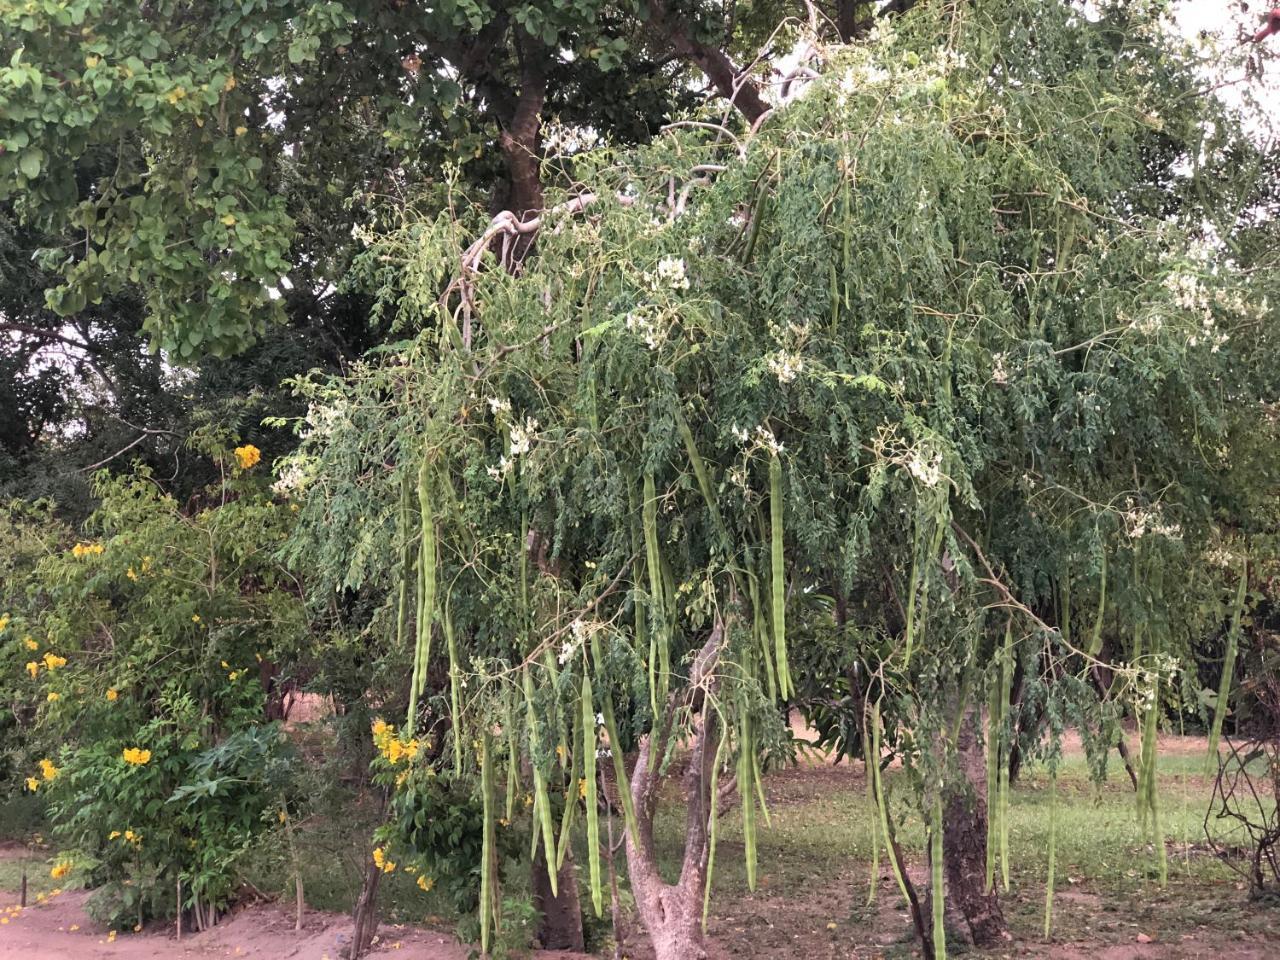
xmin=50 ymin=862 xmax=71 ymax=880
xmin=38 ymin=758 xmax=58 ymax=781
xmin=371 ymin=718 xmax=421 ymax=765
xmin=71 ymin=542 xmax=105 ymax=558
xmin=42 ymin=652 xmax=67 ymax=670
xmin=25 ymin=661 xmax=37 ymax=678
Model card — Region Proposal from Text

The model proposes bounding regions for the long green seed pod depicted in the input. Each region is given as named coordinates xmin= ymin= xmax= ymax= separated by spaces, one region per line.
xmin=1086 ymin=551 xmax=1107 ymax=657
xmin=866 ymin=704 xmax=881 ymax=904
xmin=751 ymin=747 xmax=771 ymax=829
xmin=747 ymin=573 xmax=778 ymax=701
xmin=703 ymin=728 xmax=729 ymax=932
xmin=582 ymin=673 xmax=603 ymax=916
xmin=445 ymin=602 xmax=463 ymax=777
xmin=1044 ymin=766 xmax=1057 ymax=937
xmin=903 ymin=515 xmax=923 ymax=666
xmin=930 ymin=793 xmax=946 ymax=960
xmin=674 ymin=408 xmax=726 ymax=542
xmin=407 ymin=458 xmax=436 ymax=733
xmin=506 ymin=689 xmax=519 ymax=820
xmin=479 ymin=733 xmax=495 ymax=956
xmin=556 ymin=695 xmax=582 ymax=871
xmin=642 ymin=471 xmax=668 ymax=714
xmin=998 ymin=620 xmax=1013 ymax=891
xmin=395 ymin=473 xmax=414 ymax=656
xmin=769 ymin=453 xmax=790 ymax=698
xmin=523 ymin=667 xmax=558 ymax=895
xmin=985 ymin=672 xmax=1000 ymax=892
xmin=739 ymin=705 xmax=758 ymax=891
xmin=1207 ymin=561 xmax=1248 ymax=771
xmin=870 ymin=704 xmax=911 ymax=905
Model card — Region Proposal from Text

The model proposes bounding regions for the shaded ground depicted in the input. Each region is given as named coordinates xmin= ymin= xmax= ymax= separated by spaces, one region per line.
xmin=2 ymin=730 xmax=1275 ymax=959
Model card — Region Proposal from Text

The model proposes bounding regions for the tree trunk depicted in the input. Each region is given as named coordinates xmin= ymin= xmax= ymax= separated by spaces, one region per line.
xmin=646 ymin=0 xmax=769 ymax=124
xmin=941 ymin=709 xmax=1007 ymax=947
xmin=532 ymin=845 xmax=585 ymax=950
xmin=625 ymin=624 xmax=724 ymax=960
xmin=348 ymin=859 xmax=382 ymax=959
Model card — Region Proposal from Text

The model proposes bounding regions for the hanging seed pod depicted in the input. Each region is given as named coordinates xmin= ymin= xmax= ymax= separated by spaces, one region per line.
xmin=642 ymin=471 xmax=669 ymax=714
xmin=1207 ymin=562 xmax=1248 ymax=771
xmin=870 ymin=703 xmax=911 ymax=905
xmin=769 ymin=453 xmax=790 ymax=698
xmin=479 ymin=733 xmax=495 ymax=956
xmin=930 ymin=793 xmax=946 ymax=960
xmin=582 ymin=672 xmax=603 ymax=916
xmin=985 ymin=671 xmax=1000 ymax=892
xmin=445 ymin=602 xmax=464 ymax=777
xmin=407 ymin=457 xmax=436 ymax=733
xmin=703 ymin=728 xmax=729 ymax=931
xmin=999 ymin=620 xmax=1013 ymax=891
xmin=1086 ymin=552 xmax=1107 ymax=657
xmin=739 ymin=704 xmax=757 ymax=891
xmin=1044 ymin=766 xmax=1057 ymax=937
xmin=523 ymin=667 xmax=558 ymax=895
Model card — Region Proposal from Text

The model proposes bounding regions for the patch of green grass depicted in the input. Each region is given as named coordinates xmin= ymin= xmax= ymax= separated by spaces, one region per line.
xmin=0 ymin=852 xmax=62 ymax=903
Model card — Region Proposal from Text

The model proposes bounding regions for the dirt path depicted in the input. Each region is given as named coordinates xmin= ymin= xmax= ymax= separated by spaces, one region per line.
xmin=0 ymin=888 xmax=591 ymax=960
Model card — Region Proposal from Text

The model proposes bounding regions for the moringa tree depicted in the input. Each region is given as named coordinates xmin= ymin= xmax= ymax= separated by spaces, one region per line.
xmin=280 ymin=4 xmax=1280 ymax=958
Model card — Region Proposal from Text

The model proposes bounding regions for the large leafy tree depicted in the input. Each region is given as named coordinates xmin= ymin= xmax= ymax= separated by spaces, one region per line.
xmin=0 ymin=0 xmax=795 ymax=357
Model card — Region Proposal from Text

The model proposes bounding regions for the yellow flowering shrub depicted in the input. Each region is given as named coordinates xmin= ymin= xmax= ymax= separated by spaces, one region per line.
xmin=122 ymin=747 xmax=152 ymax=766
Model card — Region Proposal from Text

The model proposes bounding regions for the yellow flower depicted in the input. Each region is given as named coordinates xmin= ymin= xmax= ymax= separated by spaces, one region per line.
xmin=42 ymin=652 xmax=67 ymax=670
xmin=46 ymin=691 xmax=60 ymax=703
xmin=126 ymin=567 xmax=138 ymax=581
xmin=71 ymin=542 xmax=104 ymax=559
xmin=39 ymin=758 xmax=58 ymax=781
xmin=122 ymin=747 xmax=152 ymax=766
xmin=416 ymin=874 xmax=434 ymax=892
xmin=106 ymin=688 xmax=119 ymax=702
xmin=108 ymin=831 xmax=121 ymax=840
xmin=25 ymin=661 xmax=38 ymax=679
xmin=192 ymin=614 xmax=202 ymax=624
xmin=50 ymin=862 xmax=71 ymax=880
xmin=25 ymin=777 xmax=39 ymax=792
xmin=234 ymin=125 xmax=248 ymax=136
xmin=233 ymin=444 xmax=261 ymax=470
xmin=141 ymin=556 xmax=153 ymax=574
xmin=165 ymin=85 xmax=186 ymax=104
xmin=23 ymin=637 xmax=38 ymax=650
xmin=123 ymin=830 xmax=139 ymax=843
xmin=278 ymin=810 xmax=287 ymax=824
xmin=371 ymin=718 xmax=390 ymax=739
xmin=578 ymin=778 xmax=588 ymax=799
xmin=372 ymin=847 xmax=394 ymax=872
xmin=107 ymin=930 xmax=117 ymax=942
xmin=228 ymin=670 xmax=242 ymax=681
xmin=0 ymin=614 xmax=8 ymax=632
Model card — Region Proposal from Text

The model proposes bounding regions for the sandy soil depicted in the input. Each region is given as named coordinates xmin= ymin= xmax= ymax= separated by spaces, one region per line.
xmin=0 ymin=888 xmax=593 ymax=960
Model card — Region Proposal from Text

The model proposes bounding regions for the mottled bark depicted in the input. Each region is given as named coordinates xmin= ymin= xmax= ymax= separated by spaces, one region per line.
xmin=942 ymin=709 xmax=1008 ymax=947
xmin=625 ymin=623 xmax=724 ymax=960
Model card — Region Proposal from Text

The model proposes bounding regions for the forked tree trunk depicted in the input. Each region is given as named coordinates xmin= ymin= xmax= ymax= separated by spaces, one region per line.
xmin=941 ymin=709 xmax=1007 ymax=947
xmin=532 ymin=845 xmax=585 ymax=950
xmin=625 ymin=624 xmax=724 ymax=960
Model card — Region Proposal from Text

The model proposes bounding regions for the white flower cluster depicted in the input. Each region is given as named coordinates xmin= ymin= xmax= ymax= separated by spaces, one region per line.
xmin=647 ymin=256 xmax=690 ymax=291
xmin=767 ymin=351 xmax=805 ymax=384
xmin=299 ymin=400 xmax=346 ymax=441
xmin=1133 ymin=313 xmax=1163 ymax=336
xmin=487 ymin=408 xmax=538 ymax=480
xmin=271 ymin=458 xmax=311 ymax=498
xmin=625 ymin=309 xmax=667 ymax=351
xmin=907 ymin=447 xmax=944 ymax=488
xmin=1120 ymin=498 xmax=1181 ymax=540
xmin=991 ymin=351 xmax=1010 ymax=385
xmin=1187 ymin=314 xmax=1229 ymax=353
xmin=559 ymin=618 xmax=604 ymax=665
xmin=732 ymin=424 xmax=784 ymax=456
